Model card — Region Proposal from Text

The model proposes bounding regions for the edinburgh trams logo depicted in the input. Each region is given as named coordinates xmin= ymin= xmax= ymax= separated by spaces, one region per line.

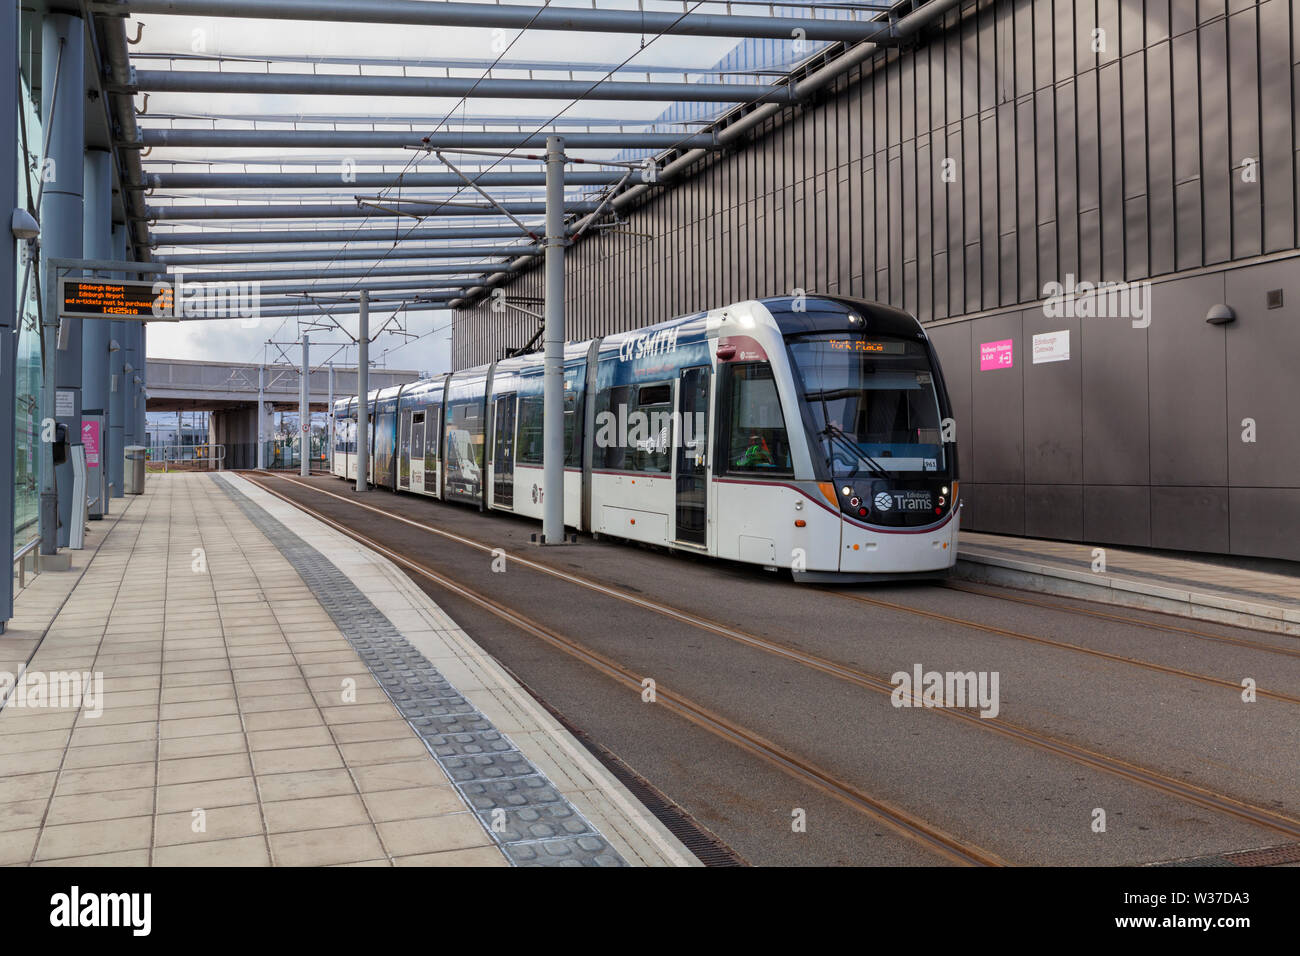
xmin=872 ymin=490 xmax=933 ymax=512
xmin=616 ymin=327 xmax=679 ymax=362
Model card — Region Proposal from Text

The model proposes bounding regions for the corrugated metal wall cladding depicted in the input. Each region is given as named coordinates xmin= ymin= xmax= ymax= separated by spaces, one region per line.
xmin=454 ymin=0 xmax=1296 ymax=370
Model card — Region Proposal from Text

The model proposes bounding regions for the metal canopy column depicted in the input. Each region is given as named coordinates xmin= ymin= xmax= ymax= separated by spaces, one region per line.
xmin=137 ymin=322 xmax=147 ymax=446
xmin=257 ymin=364 xmax=266 ymax=469
xmin=542 ymin=135 xmax=565 ymax=545
xmin=41 ymin=11 xmax=85 ymax=552
xmin=108 ymin=225 xmax=126 ymax=498
xmin=83 ymin=148 xmax=113 ymax=518
xmin=122 ymin=314 xmax=138 ymax=451
xmin=356 ymin=292 xmax=368 ymax=493
xmin=299 ymin=333 xmax=310 ymax=477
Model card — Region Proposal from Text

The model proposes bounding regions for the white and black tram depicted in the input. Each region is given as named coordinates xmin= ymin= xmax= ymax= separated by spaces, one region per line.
xmin=332 ymin=295 xmax=960 ymax=581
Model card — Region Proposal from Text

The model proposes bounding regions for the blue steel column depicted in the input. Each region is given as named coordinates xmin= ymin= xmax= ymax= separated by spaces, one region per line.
xmin=41 ymin=12 xmax=84 ymax=550
xmin=108 ymin=224 xmax=126 ymax=497
xmin=541 ymin=135 xmax=565 ymax=544
xmin=0 ymin=0 xmax=20 ymax=623
xmin=137 ymin=323 xmax=147 ymax=445
xmin=122 ymin=306 xmax=137 ymax=451
xmin=356 ymin=292 xmax=368 ymax=493
xmin=299 ymin=333 xmax=310 ymax=476
xmin=83 ymin=148 xmax=112 ymax=518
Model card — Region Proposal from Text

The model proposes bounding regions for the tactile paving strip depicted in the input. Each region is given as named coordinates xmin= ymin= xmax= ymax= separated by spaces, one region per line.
xmin=215 ymin=475 xmax=625 ymax=867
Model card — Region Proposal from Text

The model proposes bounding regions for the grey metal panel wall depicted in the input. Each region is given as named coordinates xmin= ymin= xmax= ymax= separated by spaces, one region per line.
xmin=454 ymin=0 xmax=1300 ymax=560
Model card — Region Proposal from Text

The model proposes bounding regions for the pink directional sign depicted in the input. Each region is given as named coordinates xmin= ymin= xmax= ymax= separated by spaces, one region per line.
xmin=82 ymin=421 xmax=100 ymax=467
xmin=979 ymin=338 xmax=1014 ymax=371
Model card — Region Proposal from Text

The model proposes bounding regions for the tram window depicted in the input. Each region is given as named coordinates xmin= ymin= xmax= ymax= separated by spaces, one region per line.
xmin=595 ymin=385 xmax=630 ymax=470
xmin=412 ymin=412 xmax=425 ymax=425
xmin=516 ymin=392 xmax=583 ymax=467
xmin=637 ymin=383 xmax=671 ymax=407
xmin=517 ymin=396 xmax=544 ymax=465
xmin=630 ymin=382 xmax=672 ymax=474
xmin=594 ymin=382 xmax=673 ymax=473
xmin=722 ymin=363 xmax=793 ymax=475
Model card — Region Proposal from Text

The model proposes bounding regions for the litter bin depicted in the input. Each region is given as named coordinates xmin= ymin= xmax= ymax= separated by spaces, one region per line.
xmin=124 ymin=445 xmax=146 ymax=494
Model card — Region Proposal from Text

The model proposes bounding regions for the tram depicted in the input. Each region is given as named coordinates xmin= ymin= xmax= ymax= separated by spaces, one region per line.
xmin=332 ymin=295 xmax=960 ymax=581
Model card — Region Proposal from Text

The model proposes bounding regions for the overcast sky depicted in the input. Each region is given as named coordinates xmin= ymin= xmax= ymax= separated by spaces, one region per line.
xmin=136 ymin=2 xmax=748 ymax=376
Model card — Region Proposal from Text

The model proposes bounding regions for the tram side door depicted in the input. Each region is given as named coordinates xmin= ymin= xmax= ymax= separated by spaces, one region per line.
xmin=493 ymin=394 xmax=515 ymax=508
xmin=409 ymin=411 xmax=426 ymax=493
xmin=398 ymin=410 xmax=411 ymax=490
xmin=675 ymin=366 xmax=710 ymax=546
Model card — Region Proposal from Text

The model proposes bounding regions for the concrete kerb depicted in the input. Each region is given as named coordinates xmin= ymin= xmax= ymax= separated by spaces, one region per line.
xmin=954 ymin=551 xmax=1300 ymax=638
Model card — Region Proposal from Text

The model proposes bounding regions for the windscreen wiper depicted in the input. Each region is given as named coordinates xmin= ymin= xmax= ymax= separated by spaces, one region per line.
xmin=821 ymin=422 xmax=890 ymax=480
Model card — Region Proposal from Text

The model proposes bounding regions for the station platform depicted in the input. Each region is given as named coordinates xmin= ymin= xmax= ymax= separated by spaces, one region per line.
xmin=0 ymin=473 xmax=697 ymax=867
xmin=956 ymin=532 xmax=1300 ymax=637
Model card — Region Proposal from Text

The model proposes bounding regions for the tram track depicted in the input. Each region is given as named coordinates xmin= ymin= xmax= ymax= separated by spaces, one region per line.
xmin=826 ymin=590 xmax=1300 ymax=707
xmin=239 ymin=472 xmax=1002 ymax=866
xmin=241 ymin=472 xmax=1300 ymax=849
xmin=940 ymin=580 xmax=1300 ymax=658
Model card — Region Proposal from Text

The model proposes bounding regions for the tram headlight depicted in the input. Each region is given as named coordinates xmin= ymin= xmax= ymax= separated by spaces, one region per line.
xmin=941 ymin=485 xmax=949 ymax=495
xmin=841 ymin=486 xmax=852 ymax=497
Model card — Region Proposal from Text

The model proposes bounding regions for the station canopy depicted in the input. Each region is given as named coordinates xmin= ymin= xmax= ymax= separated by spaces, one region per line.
xmin=90 ymin=0 xmax=945 ymax=351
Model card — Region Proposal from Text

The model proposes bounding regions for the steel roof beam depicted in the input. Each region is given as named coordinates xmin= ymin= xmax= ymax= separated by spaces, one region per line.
xmin=120 ymin=70 xmax=793 ymax=104
xmin=133 ymin=129 xmax=719 ymax=150
xmin=175 ymin=293 xmax=451 ymax=310
xmin=176 ymin=263 xmax=508 ymax=283
xmin=95 ymin=0 xmax=892 ymax=43
xmin=240 ymin=301 xmax=452 ymax=320
xmin=158 ymin=244 xmax=539 ymax=265
xmin=142 ymin=110 xmax=710 ymax=128
xmin=237 ymin=279 xmax=470 ymax=295
xmin=147 ymin=200 xmax=599 ymax=220
xmin=142 ymin=171 xmax=623 ymax=190
xmin=151 ymin=225 xmax=531 ymax=245
xmin=128 ymin=51 xmax=800 ymax=76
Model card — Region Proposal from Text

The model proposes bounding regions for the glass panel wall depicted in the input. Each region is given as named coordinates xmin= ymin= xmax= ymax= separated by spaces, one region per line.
xmin=14 ymin=70 xmax=42 ymax=553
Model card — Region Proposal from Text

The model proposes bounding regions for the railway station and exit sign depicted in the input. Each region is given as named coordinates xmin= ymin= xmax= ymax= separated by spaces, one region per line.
xmin=979 ymin=338 xmax=1014 ymax=371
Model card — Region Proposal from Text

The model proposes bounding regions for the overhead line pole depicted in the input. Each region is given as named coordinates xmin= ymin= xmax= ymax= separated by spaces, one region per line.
xmin=356 ymin=291 xmax=369 ymax=494
xmin=299 ymin=333 xmax=310 ymax=476
xmin=542 ymin=135 xmax=565 ymax=546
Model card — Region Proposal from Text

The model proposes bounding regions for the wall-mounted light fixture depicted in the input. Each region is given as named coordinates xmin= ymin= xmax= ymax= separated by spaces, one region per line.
xmin=10 ymin=208 xmax=39 ymax=241
xmin=1205 ymin=304 xmax=1236 ymax=326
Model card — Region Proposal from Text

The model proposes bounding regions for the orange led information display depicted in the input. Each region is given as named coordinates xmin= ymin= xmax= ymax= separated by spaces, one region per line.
xmin=825 ymin=338 xmax=905 ymax=354
xmin=59 ymin=279 xmax=172 ymax=319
